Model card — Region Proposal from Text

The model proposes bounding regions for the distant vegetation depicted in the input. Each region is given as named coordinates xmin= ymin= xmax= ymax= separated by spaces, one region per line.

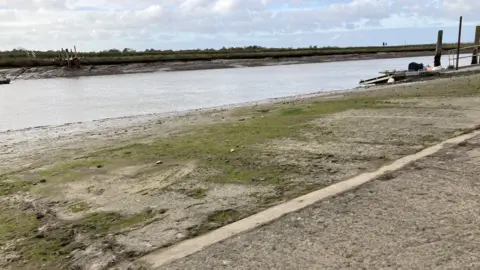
xmin=0 ymin=43 xmax=474 ymax=68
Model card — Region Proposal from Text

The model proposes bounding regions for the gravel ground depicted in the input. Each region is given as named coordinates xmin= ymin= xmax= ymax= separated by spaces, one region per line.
xmin=163 ymin=135 xmax=480 ymax=270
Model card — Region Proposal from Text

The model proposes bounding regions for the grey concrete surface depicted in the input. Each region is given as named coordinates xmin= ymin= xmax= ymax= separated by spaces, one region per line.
xmin=162 ymin=136 xmax=480 ymax=270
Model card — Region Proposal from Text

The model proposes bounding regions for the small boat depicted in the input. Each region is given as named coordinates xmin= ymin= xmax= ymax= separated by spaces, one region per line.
xmin=360 ymin=61 xmax=446 ymax=85
xmin=0 ymin=78 xmax=11 ymax=85
xmin=360 ymin=70 xmax=407 ymax=85
xmin=359 ymin=74 xmax=393 ymax=85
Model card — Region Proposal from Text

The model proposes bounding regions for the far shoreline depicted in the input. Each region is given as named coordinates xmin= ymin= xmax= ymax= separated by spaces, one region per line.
xmin=0 ymin=50 xmax=439 ymax=81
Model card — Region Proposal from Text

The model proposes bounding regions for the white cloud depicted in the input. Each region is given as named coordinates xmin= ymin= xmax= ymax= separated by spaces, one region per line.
xmin=0 ymin=0 xmax=479 ymax=51
xmin=213 ymin=0 xmax=240 ymax=13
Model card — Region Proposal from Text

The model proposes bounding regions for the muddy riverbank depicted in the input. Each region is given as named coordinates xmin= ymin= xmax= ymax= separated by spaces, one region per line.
xmin=1 ymin=73 xmax=480 ymax=269
xmin=0 ymin=51 xmax=435 ymax=80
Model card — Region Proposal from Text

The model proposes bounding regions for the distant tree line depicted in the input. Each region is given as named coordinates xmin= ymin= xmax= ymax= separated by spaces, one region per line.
xmin=0 ymin=43 xmax=471 ymax=59
xmin=0 ymin=43 xmax=473 ymax=68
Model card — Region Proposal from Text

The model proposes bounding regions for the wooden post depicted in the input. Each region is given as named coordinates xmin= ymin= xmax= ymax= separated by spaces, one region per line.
xmin=65 ymin=49 xmax=71 ymax=68
xmin=71 ymin=48 xmax=78 ymax=68
xmin=434 ymin=30 xmax=443 ymax=67
xmin=456 ymin=16 xmax=463 ymax=70
xmin=472 ymin=26 xmax=480 ymax=65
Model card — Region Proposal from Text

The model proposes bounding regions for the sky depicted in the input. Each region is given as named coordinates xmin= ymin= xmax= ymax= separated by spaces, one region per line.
xmin=0 ymin=0 xmax=480 ymax=51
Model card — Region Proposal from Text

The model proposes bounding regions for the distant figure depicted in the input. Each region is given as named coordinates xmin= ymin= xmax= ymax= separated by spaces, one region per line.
xmin=382 ymin=42 xmax=385 ymax=46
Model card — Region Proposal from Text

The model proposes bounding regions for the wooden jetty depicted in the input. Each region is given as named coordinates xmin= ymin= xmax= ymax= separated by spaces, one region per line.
xmin=360 ymin=18 xmax=480 ymax=86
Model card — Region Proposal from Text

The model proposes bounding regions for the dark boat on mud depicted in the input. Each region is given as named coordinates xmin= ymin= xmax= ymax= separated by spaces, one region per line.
xmin=0 ymin=78 xmax=11 ymax=85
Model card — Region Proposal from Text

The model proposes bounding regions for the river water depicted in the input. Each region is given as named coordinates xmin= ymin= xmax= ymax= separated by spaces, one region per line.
xmin=0 ymin=54 xmax=472 ymax=132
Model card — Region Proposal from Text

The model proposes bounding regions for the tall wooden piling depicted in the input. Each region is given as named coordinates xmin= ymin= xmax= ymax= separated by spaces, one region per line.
xmin=456 ymin=16 xmax=463 ymax=70
xmin=434 ymin=30 xmax=443 ymax=67
xmin=472 ymin=26 xmax=480 ymax=65
xmin=65 ymin=49 xmax=71 ymax=68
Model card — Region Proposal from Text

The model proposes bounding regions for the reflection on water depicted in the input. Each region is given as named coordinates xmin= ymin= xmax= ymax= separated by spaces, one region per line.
xmin=0 ymin=54 xmax=472 ymax=131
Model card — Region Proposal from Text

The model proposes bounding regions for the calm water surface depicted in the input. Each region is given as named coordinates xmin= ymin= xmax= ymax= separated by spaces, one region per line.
xmin=0 ymin=54 xmax=471 ymax=131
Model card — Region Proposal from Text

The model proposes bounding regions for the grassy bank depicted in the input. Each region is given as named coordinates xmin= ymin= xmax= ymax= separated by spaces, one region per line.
xmin=0 ymin=43 xmax=473 ymax=68
xmin=1 ymin=74 xmax=480 ymax=269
